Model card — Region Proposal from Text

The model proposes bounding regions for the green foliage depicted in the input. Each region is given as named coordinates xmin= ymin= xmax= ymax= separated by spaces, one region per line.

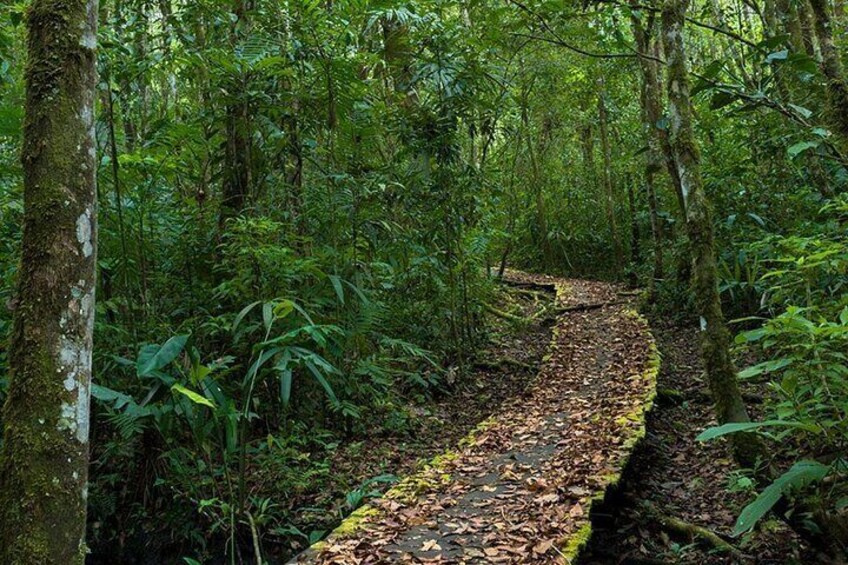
xmin=2 ymin=0 xmax=848 ymax=559
xmin=700 ymin=199 xmax=848 ymax=542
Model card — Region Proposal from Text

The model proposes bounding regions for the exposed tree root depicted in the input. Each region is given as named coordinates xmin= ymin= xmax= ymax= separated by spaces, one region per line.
xmin=555 ymin=300 xmax=628 ymax=314
xmin=639 ymin=500 xmax=741 ymax=556
xmin=483 ymin=302 xmax=527 ymax=323
xmin=473 ymin=356 xmax=536 ymax=372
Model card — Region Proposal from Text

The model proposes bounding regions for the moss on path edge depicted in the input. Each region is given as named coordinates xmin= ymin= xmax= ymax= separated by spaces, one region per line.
xmin=290 ymin=274 xmax=659 ymax=564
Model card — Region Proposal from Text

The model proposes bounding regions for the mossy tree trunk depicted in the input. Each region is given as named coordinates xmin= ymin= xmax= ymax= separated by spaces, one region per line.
xmin=798 ymin=0 xmax=822 ymax=60
xmin=661 ymin=0 xmax=761 ymax=468
xmin=630 ymin=8 xmax=665 ymax=285
xmin=808 ymin=0 xmax=848 ymax=148
xmin=0 ymin=0 xmax=99 ymax=562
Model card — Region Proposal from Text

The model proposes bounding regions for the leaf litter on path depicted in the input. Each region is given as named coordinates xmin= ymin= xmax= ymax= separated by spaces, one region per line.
xmin=290 ymin=273 xmax=658 ymax=564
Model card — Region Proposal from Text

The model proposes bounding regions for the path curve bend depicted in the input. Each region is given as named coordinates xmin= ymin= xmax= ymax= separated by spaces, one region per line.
xmin=291 ymin=271 xmax=659 ymax=564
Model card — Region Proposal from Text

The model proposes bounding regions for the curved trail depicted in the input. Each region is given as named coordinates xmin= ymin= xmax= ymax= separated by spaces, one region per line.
xmin=291 ymin=272 xmax=659 ymax=564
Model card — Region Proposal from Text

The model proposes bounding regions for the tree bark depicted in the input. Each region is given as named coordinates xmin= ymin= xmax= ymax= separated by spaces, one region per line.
xmin=661 ymin=0 xmax=761 ymax=468
xmin=627 ymin=174 xmax=641 ymax=288
xmin=631 ymin=10 xmax=665 ymax=283
xmin=808 ymin=0 xmax=848 ymax=147
xmin=799 ymin=0 xmax=822 ymax=60
xmin=0 ymin=0 xmax=98 ymax=562
xmin=597 ymin=79 xmax=624 ymax=269
xmin=220 ymin=0 xmax=252 ymax=228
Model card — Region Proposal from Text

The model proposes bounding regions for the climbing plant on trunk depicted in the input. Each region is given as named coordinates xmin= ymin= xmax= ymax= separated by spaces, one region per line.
xmin=0 ymin=0 xmax=98 ymax=562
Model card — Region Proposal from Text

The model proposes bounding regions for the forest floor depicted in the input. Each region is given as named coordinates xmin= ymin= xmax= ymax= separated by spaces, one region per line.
xmin=279 ymin=275 xmax=816 ymax=565
xmin=578 ymin=319 xmax=815 ymax=565
xmin=288 ymin=273 xmax=658 ymax=564
xmin=278 ymin=282 xmax=556 ymax=560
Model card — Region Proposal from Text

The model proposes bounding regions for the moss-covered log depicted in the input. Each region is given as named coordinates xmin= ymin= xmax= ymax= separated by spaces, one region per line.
xmin=0 ymin=0 xmax=99 ymax=562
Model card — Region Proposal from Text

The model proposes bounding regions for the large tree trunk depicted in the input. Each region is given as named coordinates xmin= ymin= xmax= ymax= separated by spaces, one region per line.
xmin=661 ymin=0 xmax=761 ymax=468
xmin=0 ymin=0 xmax=99 ymax=562
xmin=597 ymin=79 xmax=624 ymax=270
xmin=808 ymin=0 xmax=848 ymax=147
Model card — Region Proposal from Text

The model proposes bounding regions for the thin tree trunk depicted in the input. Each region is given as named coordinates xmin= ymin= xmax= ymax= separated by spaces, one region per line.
xmin=521 ymin=86 xmax=551 ymax=266
xmin=0 ymin=0 xmax=98 ymax=561
xmin=105 ymin=77 xmax=138 ymax=345
xmin=631 ymin=9 xmax=665 ymax=284
xmin=708 ymin=0 xmax=755 ymax=87
xmin=627 ymin=174 xmax=641 ymax=288
xmin=597 ymin=79 xmax=624 ymax=270
xmin=776 ymin=0 xmax=806 ymax=50
xmin=220 ymin=0 xmax=252 ymax=228
xmin=661 ymin=0 xmax=761 ymax=468
xmin=799 ymin=0 xmax=822 ymax=60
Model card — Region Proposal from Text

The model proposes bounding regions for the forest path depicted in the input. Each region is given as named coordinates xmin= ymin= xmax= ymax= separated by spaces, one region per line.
xmin=290 ymin=271 xmax=659 ymax=564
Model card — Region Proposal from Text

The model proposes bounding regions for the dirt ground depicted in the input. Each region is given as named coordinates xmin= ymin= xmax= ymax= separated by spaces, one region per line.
xmin=578 ymin=320 xmax=815 ymax=565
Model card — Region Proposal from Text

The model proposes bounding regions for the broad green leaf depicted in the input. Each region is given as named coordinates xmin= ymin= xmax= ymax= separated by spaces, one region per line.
xmin=233 ymin=300 xmax=262 ymax=332
xmin=697 ymin=420 xmax=819 ymax=441
xmin=91 ymin=384 xmax=135 ymax=409
xmin=329 ymin=275 xmax=345 ymax=305
xmin=137 ymin=335 xmax=189 ymax=377
xmin=733 ymin=461 xmax=829 ymax=536
xmin=747 ymin=213 xmax=766 ymax=227
xmin=277 ymin=350 xmax=293 ymax=406
xmin=710 ymin=91 xmax=738 ymax=110
xmin=787 ymin=141 xmax=819 ymax=158
xmin=765 ymin=49 xmax=788 ymax=63
xmin=274 ymin=299 xmax=295 ymax=319
xmin=171 ymin=383 xmax=215 ymax=408
xmin=304 ymin=359 xmax=338 ymax=404
xmin=738 ymin=358 xmax=793 ymax=380
xmin=280 ymin=368 xmax=293 ymax=406
xmin=263 ymin=302 xmax=274 ymax=331
xmin=787 ymin=103 xmax=812 ymax=118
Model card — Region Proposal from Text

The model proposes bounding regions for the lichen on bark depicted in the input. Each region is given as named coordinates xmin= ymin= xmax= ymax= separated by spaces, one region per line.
xmin=0 ymin=0 xmax=99 ymax=562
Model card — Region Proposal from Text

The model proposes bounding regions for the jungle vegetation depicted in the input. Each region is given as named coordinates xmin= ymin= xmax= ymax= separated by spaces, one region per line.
xmin=0 ymin=0 xmax=846 ymax=562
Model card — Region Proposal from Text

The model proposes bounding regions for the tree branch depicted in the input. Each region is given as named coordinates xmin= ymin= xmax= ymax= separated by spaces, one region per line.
xmin=506 ymin=0 xmax=666 ymax=64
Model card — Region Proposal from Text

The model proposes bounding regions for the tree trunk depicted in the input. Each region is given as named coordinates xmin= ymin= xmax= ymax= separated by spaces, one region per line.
xmin=631 ymin=9 xmax=665 ymax=284
xmin=661 ymin=0 xmax=761 ymax=468
xmin=220 ymin=0 xmax=252 ymax=228
xmin=0 ymin=0 xmax=99 ymax=562
xmin=808 ymin=0 xmax=848 ymax=147
xmin=627 ymin=174 xmax=641 ymax=288
xmin=776 ymin=0 xmax=806 ymax=50
xmin=597 ymin=79 xmax=624 ymax=270
xmin=799 ymin=0 xmax=822 ymax=60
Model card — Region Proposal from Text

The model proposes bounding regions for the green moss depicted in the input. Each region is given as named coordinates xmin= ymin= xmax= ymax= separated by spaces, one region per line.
xmin=558 ymin=307 xmax=660 ymax=564
xmin=0 ymin=0 xmax=97 ymax=561
xmin=561 ymin=522 xmax=593 ymax=563
xmin=332 ymin=506 xmax=380 ymax=536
